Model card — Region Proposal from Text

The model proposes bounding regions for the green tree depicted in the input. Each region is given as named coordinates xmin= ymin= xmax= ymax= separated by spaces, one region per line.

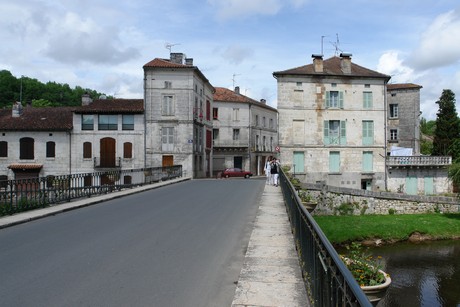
xmin=432 ymin=89 xmax=460 ymax=159
xmin=420 ymin=117 xmax=436 ymax=135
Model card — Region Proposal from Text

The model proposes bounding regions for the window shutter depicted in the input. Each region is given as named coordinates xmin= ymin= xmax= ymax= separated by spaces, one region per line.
xmin=325 ymin=91 xmax=330 ymax=108
xmin=123 ymin=142 xmax=132 ymax=159
xmin=339 ymin=91 xmax=344 ymax=108
xmin=340 ymin=121 xmax=347 ymax=145
xmin=324 ymin=120 xmax=330 ymax=145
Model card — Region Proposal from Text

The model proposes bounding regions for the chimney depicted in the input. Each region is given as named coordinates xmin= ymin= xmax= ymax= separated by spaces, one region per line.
xmin=260 ymin=99 xmax=266 ymax=104
xmin=81 ymin=93 xmax=93 ymax=106
xmin=170 ymin=52 xmax=184 ymax=64
xmin=235 ymin=86 xmax=240 ymax=94
xmin=312 ymin=54 xmax=323 ymax=73
xmin=185 ymin=58 xmax=193 ymax=66
xmin=12 ymin=101 xmax=23 ymax=117
xmin=340 ymin=53 xmax=352 ymax=74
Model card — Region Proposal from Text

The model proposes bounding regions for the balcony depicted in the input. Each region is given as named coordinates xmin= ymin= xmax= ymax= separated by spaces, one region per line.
xmin=94 ymin=157 xmax=122 ymax=168
xmin=212 ymin=140 xmax=248 ymax=148
xmin=386 ymin=156 xmax=452 ymax=168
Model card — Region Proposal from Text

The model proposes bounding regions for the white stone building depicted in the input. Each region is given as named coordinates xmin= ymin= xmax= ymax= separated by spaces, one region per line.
xmin=212 ymin=87 xmax=278 ymax=176
xmin=143 ymin=53 xmax=214 ymax=178
xmin=273 ymin=54 xmax=390 ymax=191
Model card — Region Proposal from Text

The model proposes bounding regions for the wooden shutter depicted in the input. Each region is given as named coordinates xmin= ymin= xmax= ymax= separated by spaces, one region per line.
xmin=123 ymin=142 xmax=132 ymax=158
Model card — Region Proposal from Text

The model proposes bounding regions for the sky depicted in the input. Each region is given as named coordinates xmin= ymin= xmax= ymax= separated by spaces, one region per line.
xmin=1 ymin=0 xmax=460 ymax=120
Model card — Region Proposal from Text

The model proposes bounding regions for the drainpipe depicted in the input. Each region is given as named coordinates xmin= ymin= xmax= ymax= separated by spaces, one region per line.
xmin=384 ymin=84 xmax=388 ymax=191
xmin=248 ymin=104 xmax=252 ymax=173
xmin=68 ymin=131 xmax=72 ymax=174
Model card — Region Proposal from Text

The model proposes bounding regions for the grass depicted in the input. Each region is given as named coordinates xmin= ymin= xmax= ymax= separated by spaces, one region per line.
xmin=313 ymin=213 xmax=460 ymax=244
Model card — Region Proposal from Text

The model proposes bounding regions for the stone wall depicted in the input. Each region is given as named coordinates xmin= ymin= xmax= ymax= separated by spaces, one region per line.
xmin=299 ymin=182 xmax=459 ymax=215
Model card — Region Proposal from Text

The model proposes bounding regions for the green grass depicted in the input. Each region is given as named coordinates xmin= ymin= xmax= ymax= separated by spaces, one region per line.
xmin=313 ymin=213 xmax=460 ymax=244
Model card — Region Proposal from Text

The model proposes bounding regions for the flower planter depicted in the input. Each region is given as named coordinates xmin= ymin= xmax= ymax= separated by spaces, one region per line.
xmin=361 ymin=270 xmax=391 ymax=304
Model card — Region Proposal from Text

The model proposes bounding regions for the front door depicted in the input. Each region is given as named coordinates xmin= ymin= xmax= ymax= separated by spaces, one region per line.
xmin=100 ymin=138 xmax=116 ymax=167
xmin=234 ymin=156 xmax=242 ymax=169
xmin=162 ymin=155 xmax=174 ymax=167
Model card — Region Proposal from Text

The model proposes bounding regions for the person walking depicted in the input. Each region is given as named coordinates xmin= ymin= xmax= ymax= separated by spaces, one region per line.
xmin=265 ymin=156 xmax=272 ymax=185
xmin=270 ymin=158 xmax=280 ymax=187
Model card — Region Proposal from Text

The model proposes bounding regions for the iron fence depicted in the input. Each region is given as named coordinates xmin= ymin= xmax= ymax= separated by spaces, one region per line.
xmin=279 ymin=170 xmax=372 ymax=307
xmin=0 ymin=165 xmax=182 ymax=216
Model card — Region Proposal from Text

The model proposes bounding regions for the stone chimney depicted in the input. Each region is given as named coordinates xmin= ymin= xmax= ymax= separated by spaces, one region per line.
xmin=340 ymin=53 xmax=352 ymax=74
xmin=12 ymin=101 xmax=23 ymax=117
xmin=170 ymin=53 xmax=184 ymax=64
xmin=235 ymin=86 xmax=240 ymax=94
xmin=312 ymin=54 xmax=323 ymax=73
xmin=185 ymin=58 xmax=193 ymax=66
xmin=81 ymin=93 xmax=93 ymax=106
xmin=260 ymin=99 xmax=266 ymax=104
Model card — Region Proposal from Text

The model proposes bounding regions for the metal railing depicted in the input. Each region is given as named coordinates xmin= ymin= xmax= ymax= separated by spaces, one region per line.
xmin=94 ymin=157 xmax=122 ymax=168
xmin=279 ymin=170 xmax=372 ymax=307
xmin=0 ymin=165 xmax=182 ymax=217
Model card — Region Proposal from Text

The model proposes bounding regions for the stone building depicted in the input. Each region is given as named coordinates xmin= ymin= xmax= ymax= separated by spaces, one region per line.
xmin=143 ymin=53 xmax=214 ymax=178
xmin=212 ymin=87 xmax=278 ymax=176
xmin=273 ymin=54 xmax=391 ymax=191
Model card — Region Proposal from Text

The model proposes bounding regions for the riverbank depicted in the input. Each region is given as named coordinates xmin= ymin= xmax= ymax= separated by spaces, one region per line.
xmin=313 ymin=213 xmax=460 ymax=246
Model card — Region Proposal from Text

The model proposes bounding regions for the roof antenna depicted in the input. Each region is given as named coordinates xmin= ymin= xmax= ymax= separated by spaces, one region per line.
xmin=165 ymin=42 xmax=180 ymax=54
xmin=232 ymin=73 xmax=241 ymax=89
xmin=330 ymin=33 xmax=343 ymax=56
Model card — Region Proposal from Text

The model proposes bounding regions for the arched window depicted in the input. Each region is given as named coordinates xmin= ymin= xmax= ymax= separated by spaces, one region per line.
xmin=83 ymin=142 xmax=92 ymax=159
xmin=20 ymin=137 xmax=34 ymax=159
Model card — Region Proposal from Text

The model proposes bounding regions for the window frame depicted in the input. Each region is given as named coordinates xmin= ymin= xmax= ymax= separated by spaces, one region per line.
xmin=363 ymin=91 xmax=373 ymax=109
xmin=122 ymin=114 xmax=134 ymax=130
xmin=162 ymin=95 xmax=174 ymax=116
xmin=20 ymin=137 xmax=34 ymax=160
xmin=98 ymin=115 xmax=118 ymax=130
xmin=82 ymin=115 xmax=94 ymax=130
xmin=83 ymin=142 xmax=92 ymax=159
xmin=0 ymin=141 xmax=7 ymax=157
xmin=389 ymin=104 xmax=399 ymax=118
xmin=362 ymin=120 xmax=374 ymax=145
xmin=46 ymin=141 xmax=55 ymax=158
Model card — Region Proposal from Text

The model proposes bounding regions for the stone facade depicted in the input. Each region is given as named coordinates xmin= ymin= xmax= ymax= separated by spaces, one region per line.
xmin=212 ymin=87 xmax=278 ymax=176
xmin=274 ymin=54 xmax=390 ymax=191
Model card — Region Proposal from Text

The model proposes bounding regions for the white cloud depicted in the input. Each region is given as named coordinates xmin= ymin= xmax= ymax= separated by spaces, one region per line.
xmin=377 ymin=51 xmax=415 ymax=83
xmin=222 ymin=45 xmax=254 ymax=65
xmin=409 ymin=9 xmax=460 ymax=70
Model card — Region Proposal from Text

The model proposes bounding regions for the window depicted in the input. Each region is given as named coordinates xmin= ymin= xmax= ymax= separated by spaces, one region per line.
xmin=122 ymin=115 xmax=134 ymax=130
xmin=123 ymin=175 xmax=132 ymax=185
xmin=363 ymin=151 xmax=373 ymax=172
xmin=164 ymin=81 xmax=172 ymax=89
xmin=362 ymin=121 xmax=374 ymax=145
xmin=84 ymin=175 xmax=92 ymax=187
xmin=162 ymin=127 xmax=174 ymax=151
xmin=255 ymin=115 xmax=259 ymax=126
xmin=20 ymin=137 xmax=34 ymax=160
xmin=82 ymin=115 xmax=94 ymax=130
xmin=390 ymin=129 xmax=398 ymax=141
xmin=162 ymin=95 xmax=174 ymax=116
xmin=46 ymin=141 xmax=55 ymax=158
xmin=263 ymin=117 xmax=266 ymax=127
xmin=255 ymin=135 xmax=259 ymax=151
xmin=293 ymin=151 xmax=305 ymax=173
xmin=324 ymin=120 xmax=346 ymax=145
xmin=233 ymin=108 xmax=239 ymax=121
xmin=206 ymin=100 xmax=211 ymax=121
xmin=213 ymin=108 xmax=218 ymax=119
xmin=263 ymin=136 xmax=266 ymax=151
xmin=329 ymin=151 xmax=340 ymax=172
xmin=269 ymin=118 xmax=273 ymax=129
xmin=365 ymin=84 xmax=370 ymax=88
xmin=363 ymin=92 xmax=373 ymax=109
xmin=98 ymin=115 xmax=118 ymax=130
xmin=0 ymin=141 xmax=7 ymax=157
xmin=83 ymin=142 xmax=92 ymax=159
xmin=390 ymin=104 xmax=399 ymax=118
xmin=296 ymin=82 xmax=302 ymax=86
xmin=123 ymin=142 xmax=132 ymax=159
xmin=213 ymin=129 xmax=219 ymax=145
xmin=326 ymin=91 xmax=343 ymax=108
xmin=233 ymin=129 xmax=240 ymax=141
xmin=206 ymin=130 xmax=212 ymax=148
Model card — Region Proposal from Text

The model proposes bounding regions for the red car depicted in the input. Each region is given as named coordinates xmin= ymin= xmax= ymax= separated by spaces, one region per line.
xmin=222 ymin=168 xmax=253 ymax=178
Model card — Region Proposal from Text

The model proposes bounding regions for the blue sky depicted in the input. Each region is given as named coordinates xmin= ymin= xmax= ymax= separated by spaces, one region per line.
xmin=1 ymin=0 xmax=460 ymax=120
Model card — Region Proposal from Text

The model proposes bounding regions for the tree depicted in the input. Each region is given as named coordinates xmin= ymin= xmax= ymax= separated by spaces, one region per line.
xmin=432 ymin=89 xmax=460 ymax=159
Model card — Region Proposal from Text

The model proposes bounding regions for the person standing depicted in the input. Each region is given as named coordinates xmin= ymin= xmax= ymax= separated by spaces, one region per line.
xmin=270 ymin=158 xmax=280 ymax=187
xmin=265 ymin=157 xmax=272 ymax=185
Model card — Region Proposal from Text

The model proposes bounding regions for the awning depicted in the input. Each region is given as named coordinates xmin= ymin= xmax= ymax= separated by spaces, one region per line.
xmin=8 ymin=164 xmax=43 ymax=170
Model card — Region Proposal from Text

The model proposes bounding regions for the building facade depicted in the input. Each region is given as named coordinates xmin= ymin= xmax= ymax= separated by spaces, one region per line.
xmin=274 ymin=54 xmax=390 ymax=191
xmin=143 ymin=53 xmax=214 ymax=178
xmin=212 ymin=87 xmax=278 ymax=176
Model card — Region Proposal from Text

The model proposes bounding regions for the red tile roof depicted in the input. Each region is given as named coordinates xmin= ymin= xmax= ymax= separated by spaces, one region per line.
xmin=75 ymin=99 xmax=144 ymax=114
xmin=214 ymin=87 xmax=277 ymax=111
xmin=0 ymin=107 xmax=74 ymax=131
xmin=8 ymin=164 xmax=43 ymax=170
xmin=387 ymin=83 xmax=422 ymax=90
xmin=273 ymin=56 xmax=391 ymax=80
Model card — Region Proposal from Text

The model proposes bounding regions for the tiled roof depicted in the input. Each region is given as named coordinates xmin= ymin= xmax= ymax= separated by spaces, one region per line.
xmin=143 ymin=58 xmax=191 ymax=68
xmin=0 ymin=106 xmax=74 ymax=131
xmin=75 ymin=99 xmax=144 ymax=114
xmin=273 ymin=56 xmax=391 ymax=80
xmin=214 ymin=87 xmax=277 ymax=111
xmin=387 ymin=83 xmax=422 ymax=90
xmin=8 ymin=164 xmax=43 ymax=170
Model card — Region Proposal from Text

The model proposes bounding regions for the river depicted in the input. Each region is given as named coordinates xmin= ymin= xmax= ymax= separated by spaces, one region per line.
xmin=364 ymin=239 xmax=460 ymax=307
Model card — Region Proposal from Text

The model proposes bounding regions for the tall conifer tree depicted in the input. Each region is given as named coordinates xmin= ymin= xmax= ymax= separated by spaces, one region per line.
xmin=432 ymin=89 xmax=460 ymax=159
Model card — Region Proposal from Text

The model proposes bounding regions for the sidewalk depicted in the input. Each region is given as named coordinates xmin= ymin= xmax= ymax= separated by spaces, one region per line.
xmin=232 ymin=183 xmax=310 ymax=306
xmin=0 ymin=177 xmax=191 ymax=229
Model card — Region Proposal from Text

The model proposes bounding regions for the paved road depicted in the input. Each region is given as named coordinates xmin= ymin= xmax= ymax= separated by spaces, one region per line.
xmin=0 ymin=178 xmax=265 ymax=307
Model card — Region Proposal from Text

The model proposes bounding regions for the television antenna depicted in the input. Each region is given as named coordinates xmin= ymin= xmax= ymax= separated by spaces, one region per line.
xmin=232 ymin=73 xmax=241 ymax=89
xmin=165 ymin=42 xmax=180 ymax=54
xmin=330 ymin=33 xmax=343 ymax=56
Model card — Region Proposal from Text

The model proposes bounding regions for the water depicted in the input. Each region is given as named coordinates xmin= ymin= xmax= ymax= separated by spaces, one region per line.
xmin=364 ymin=240 xmax=460 ymax=307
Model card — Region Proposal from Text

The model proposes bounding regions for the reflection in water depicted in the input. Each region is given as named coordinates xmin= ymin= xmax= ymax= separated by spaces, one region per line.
xmin=364 ymin=240 xmax=460 ymax=307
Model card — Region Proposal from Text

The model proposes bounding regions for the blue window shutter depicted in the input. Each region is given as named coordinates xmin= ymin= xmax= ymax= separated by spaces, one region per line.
xmin=326 ymin=91 xmax=330 ymax=108
xmin=340 ymin=121 xmax=346 ymax=145
xmin=324 ymin=120 xmax=330 ymax=145
xmin=339 ymin=91 xmax=344 ymax=108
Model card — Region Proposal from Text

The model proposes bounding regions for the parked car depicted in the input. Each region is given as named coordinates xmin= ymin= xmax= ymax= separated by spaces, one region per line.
xmin=222 ymin=168 xmax=253 ymax=178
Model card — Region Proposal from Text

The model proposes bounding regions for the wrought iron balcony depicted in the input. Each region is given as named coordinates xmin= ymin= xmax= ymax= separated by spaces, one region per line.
xmin=94 ymin=157 xmax=122 ymax=168
xmin=386 ymin=156 xmax=452 ymax=167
